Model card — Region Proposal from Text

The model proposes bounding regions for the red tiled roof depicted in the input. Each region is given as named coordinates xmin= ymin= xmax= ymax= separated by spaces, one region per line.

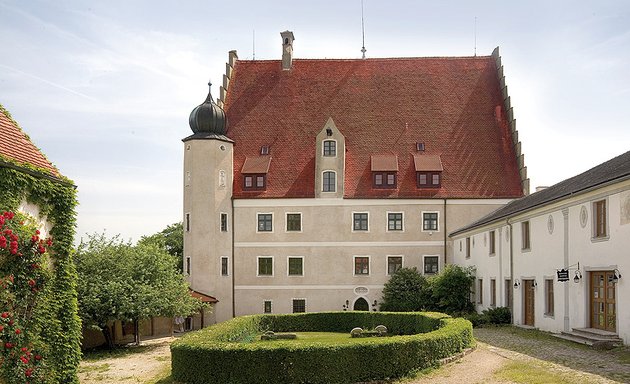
xmin=242 ymin=156 xmax=272 ymax=174
xmin=371 ymin=155 xmax=399 ymax=172
xmin=224 ymin=56 xmax=523 ymax=199
xmin=0 ymin=106 xmax=59 ymax=176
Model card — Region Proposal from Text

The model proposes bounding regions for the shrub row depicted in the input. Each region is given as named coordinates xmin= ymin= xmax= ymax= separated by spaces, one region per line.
xmin=171 ymin=311 xmax=473 ymax=384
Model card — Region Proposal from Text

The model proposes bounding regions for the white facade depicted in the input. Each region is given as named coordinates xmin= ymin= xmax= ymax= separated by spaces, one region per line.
xmin=453 ymin=177 xmax=630 ymax=344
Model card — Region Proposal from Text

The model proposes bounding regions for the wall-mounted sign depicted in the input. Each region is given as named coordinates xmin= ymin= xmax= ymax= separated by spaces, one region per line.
xmin=557 ymin=269 xmax=569 ymax=282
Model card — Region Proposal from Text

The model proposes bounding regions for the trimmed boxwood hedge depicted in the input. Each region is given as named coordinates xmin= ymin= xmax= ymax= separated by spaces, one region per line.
xmin=171 ymin=312 xmax=473 ymax=384
xmin=171 ymin=311 xmax=473 ymax=384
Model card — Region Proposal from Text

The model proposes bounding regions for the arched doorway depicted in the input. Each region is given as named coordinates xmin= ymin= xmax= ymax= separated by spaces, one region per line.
xmin=353 ymin=297 xmax=369 ymax=311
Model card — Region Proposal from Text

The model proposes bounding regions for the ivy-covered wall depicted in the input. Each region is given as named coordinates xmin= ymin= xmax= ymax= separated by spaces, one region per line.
xmin=0 ymin=165 xmax=81 ymax=383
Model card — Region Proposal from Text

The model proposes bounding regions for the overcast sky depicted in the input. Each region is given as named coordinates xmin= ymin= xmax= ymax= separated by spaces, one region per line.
xmin=1 ymin=0 xmax=629 ymax=242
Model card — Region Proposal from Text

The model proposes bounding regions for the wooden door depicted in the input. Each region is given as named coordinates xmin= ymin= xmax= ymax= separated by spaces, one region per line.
xmin=523 ymin=280 xmax=535 ymax=326
xmin=591 ymin=272 xmax=616 ymax=332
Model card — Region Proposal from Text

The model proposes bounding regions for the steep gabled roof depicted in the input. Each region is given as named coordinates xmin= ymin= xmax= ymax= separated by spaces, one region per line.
xmin=224 ymin=56 xmax=523 ymax=199
xmin=451 ymin=150 xmax=630 ymax=236
xmin=0 ymin=104 xmax=59 ymax=176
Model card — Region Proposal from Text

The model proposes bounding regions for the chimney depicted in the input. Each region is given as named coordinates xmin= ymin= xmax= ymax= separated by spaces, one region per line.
xmin=535 ymin=186 xmax=549 ymax=192
xmin=280 ymin=31 xmax=295 ymax=70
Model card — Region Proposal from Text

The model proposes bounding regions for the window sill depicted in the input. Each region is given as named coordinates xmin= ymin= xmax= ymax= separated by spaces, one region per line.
xmin=544 ymin=313 xmax=555 ymax=319
xmin=591 ymin=235 xmax=610 ymax=243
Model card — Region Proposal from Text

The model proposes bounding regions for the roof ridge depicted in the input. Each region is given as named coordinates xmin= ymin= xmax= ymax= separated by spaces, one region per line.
xmin=237 ymin=56 xmax=493 ymax=63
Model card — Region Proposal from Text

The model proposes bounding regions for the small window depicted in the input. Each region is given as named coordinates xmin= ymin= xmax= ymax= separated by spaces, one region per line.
xmin=286 ymin=213 xmax=302 ymax=232
xmin=423 ymin=256 xmax=439 ymax=275
xmin=185 ymin=256 xmax=191 ymax=275
xmin=416 ymin=142 xmax=425 ymax=151
xmin=489 ymin=231 xmax=496 ymax=255
xmin=521 ymin=221 xmax=530 ymax=250
xmin=545 ymin=279 xmax=554 ymax=316
xmin=505 ymin=279 xmax=513 ymax=308
xmin=477 ymin=279 xmax=483 ymax=304
xmin=257 ymin=214 xmax=273 ymax=232
xmin=373 ymin=172 xmax=397 ymax=188
xmin=244 ymin=174 xmax=266 ymax=190
xmin=258 ymin=257 xmax=273 ymax=276
xmin=387 ymin=213 xmax=403 ymax=231
xmin=417 ymin=172 xmax=441 ymax=188
xmin=288 ymin=257 xmax=303 ymax=276
xmin=422 ymin=212 xmax=438 ymax=231
xmin=185 ymin=171 xmax=191 ymax=186
xmin=353 ymin=213 xmax=369 ymax=231
xmin=593 ymin=200 xmax=607 ymax=238
xmin=220 ymin=213 xmax=228 ymax=232
xmin=221 ymin=257 xmax=229 ymax=276
xmin=260 ymin=145 xmax=269 ymax=155
xmin=465 ymin=237 xmax=471 ymax=259
xmin=264 ymin=300 xmax=272 ymax=314
xmin=387 ymin=256 xmax=402 ymax=275
xmin=490 ymin=279 xmax=496 ymax=307
xmin=323 ymin=171 xmax=336 ymax=192
xmin=292 ymin=299 xmax=306 ymax=313
xmin=354 ymin=256 xmax=369 ymax=275
xmin=185 ymin=213 xmax=190 ymax=232
xmin=323 ymin=140 xmax=336 ymax=156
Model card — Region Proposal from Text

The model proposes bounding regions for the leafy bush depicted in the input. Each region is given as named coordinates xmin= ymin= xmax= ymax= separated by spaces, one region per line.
xmin=427 ymin=265 xmax=476 ymax=314
xmin=171 ymin=312 xmax=473 ymax=384
xmin=379 ymin=267 xmax=430 ymax=312
xmin=482 ymin=307 xmax=512 ymax=325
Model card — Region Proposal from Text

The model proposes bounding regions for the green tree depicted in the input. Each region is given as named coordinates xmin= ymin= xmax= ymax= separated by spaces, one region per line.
xmin=75 ymin=233 xmax=203 ymax=348
xmin=379 ymin=267 xmax=429 ymax=312
xmin=138 ymin=222 xmax=183 ymax=272
xmin=428 ymin=265 xmax=476 ymax=314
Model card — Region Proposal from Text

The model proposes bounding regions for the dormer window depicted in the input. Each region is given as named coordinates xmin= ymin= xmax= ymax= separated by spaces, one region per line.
xmin=242 ymin=156 xmax=271 ymax=191
xmin=371 ymin=155 xmax=398 ymax=189
xmin=416 ymin=142 xmax=425 ymax=151
xmin=414 ymin=154 xmax=443 ymax=189
xmin=260 ymin=146 xmax=269 ymax=155
xmin=323 ymin=140 xmax=336 ymax=157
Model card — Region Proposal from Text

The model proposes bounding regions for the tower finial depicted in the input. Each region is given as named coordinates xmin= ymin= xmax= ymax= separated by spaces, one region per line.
xmin=205 ymin=80 xmax=213 ymax=102
xmin=361 ymin=0 xmax=367 ymax=59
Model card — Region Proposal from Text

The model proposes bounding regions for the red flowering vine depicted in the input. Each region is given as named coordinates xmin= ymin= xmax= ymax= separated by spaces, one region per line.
xmin=0 ymin=211 xmax=49 ymax=383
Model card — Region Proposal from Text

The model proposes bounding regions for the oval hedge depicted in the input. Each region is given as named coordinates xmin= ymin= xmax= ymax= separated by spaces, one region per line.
xmin=171 ymin=311 xmax=473 ymax=384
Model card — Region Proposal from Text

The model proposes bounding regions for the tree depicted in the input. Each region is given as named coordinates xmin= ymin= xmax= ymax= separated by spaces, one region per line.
xmin=75 ymin=233 xmax=204 ymax=348
xmin=138 ymin=222 xmax=183 ymax=272
xmin=428 ymin=265 xmax=476 ymax=314
xmin=379 ymin=267 xmax=430 ymax=312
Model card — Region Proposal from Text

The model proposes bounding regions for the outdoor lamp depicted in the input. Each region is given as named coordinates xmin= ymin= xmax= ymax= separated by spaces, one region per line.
xmin=574 ymin=270 xmax=582 ymax=283
xmin=613 ymin=269 xmax=622 ymax=283
xmin=513 ymin=279 xmax=520 ymax=288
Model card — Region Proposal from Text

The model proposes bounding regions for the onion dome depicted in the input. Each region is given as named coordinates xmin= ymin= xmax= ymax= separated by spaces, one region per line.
xmin=189 ymin=82 xmax=226 ymax=134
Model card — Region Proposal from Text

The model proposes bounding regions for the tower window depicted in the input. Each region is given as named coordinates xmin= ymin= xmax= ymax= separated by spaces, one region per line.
xmin=323 ymin=140 xmax=336 ymax=156
xmin=323 ymin=171 xmax=336 ymax=192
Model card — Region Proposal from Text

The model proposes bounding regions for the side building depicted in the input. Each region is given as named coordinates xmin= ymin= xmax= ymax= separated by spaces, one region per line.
xmin=451 ymin=151 xmax=630 ymax=345
xmin=183 ymin=31 xmax=528 ymax=324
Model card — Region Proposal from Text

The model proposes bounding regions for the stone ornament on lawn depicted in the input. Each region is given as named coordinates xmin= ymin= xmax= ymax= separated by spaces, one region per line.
xmin=375 ymin=325 xmax=388 ymax=335
xmin=350 ymin=327 xmax=363 ymax=338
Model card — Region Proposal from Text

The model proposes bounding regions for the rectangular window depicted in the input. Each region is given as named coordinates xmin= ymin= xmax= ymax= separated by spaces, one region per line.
xmin=422 ymin=212 xmax=438 ymax=231
xmin=257 ymin=213 xmax=273 ymax=232
xmin=522 ymin=221 xmax=530 ymax=250
xmin=387 ymin=256 xmax=402 ymax=275
xmin=545 ymin=279 xmax=554 ymax=316
xmin=466 ymin=237 xmax=471 ymax=259
xmin=353 ymin=213 xmax=369 ymax=231
xmin=489 ymin=231 xmax=496 ymax=255
xmin=477 ymin=279 xmax=483 ymax=304
xmin=505 ymin=279 xmax=513 ymax=308
xmin=323 ymin=171 xmax=336 ymax=192
xmin=387 ymin=212 xmax=403 ymax=231
xmin=263 ymin=300 xmax=272 ymax=314
xmin=594 ymin=200 xmax=607 ymax=238
xmin=244 ymin=174 xmax=266 ymax=190
xmin=373 ymin=172 xmax=397 ymax=188
xmin=185 ymin=256 xmax=191 ymax=275
xmin=258 ymin=257 xmax=273 ymax=276
xmin=490 ymin=279 xmax=496 ymax=307
xmin=323 ymin=140 xmax=336 ymax=156
xmin=288 ymin=257 xmax=303 ymax=276
xmin=354 ymin=256 xmax=369 ymax=275
xmin=221 ymin=257 xmax=229 ymax=276
xmin=417 ymin=172 xmax=441 ymax=188
xmin=292 ymin=299 xmax=306 ymax=313
xmin=220 ymin=213 xmax=228 ymax=232
xmin=286 ymin=213 xmax=302 ymax=232
xmin=423 ymin=256 xmax=439 ymax=274
xmin=185 ymin=213 xmax=190 ymax=232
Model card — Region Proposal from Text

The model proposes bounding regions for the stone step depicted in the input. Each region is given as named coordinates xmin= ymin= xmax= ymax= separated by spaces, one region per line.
xmin=571 ymin=328 xmax=621 ymax=340
xmin=553 ymin=331 xmax=623 ymax=349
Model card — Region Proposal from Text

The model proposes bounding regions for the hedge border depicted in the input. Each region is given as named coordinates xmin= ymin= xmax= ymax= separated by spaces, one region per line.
xmin=171 ymin=311 xmax=473 ymax=384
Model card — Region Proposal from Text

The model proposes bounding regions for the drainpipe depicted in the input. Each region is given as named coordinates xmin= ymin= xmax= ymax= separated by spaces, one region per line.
xmin=507 ymin=218 xmax=514 ymax=324
xmin=443 ymin=199 xmax=448 ymax=266
xmin=231 ymin=197 xmax=236 ymax=319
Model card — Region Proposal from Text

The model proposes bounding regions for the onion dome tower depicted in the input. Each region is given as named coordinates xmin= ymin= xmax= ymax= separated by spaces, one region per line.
xmin=188 ymin=81 xmax=227 ymax=135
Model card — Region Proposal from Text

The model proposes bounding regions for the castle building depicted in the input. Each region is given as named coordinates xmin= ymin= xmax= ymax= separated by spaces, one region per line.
xmin=183 ymin=32 xmax=528 ymax=324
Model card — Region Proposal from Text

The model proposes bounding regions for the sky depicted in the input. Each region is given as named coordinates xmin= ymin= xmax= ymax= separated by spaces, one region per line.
xmin=1 ymin=0 xmax=629 ymax=243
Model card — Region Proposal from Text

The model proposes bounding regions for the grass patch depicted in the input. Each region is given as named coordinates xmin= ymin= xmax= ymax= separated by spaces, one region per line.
xmin=495 ymin=361 xmax=599 ymax=384
xmin=77 ymin=363 xmax=110 ymax=374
